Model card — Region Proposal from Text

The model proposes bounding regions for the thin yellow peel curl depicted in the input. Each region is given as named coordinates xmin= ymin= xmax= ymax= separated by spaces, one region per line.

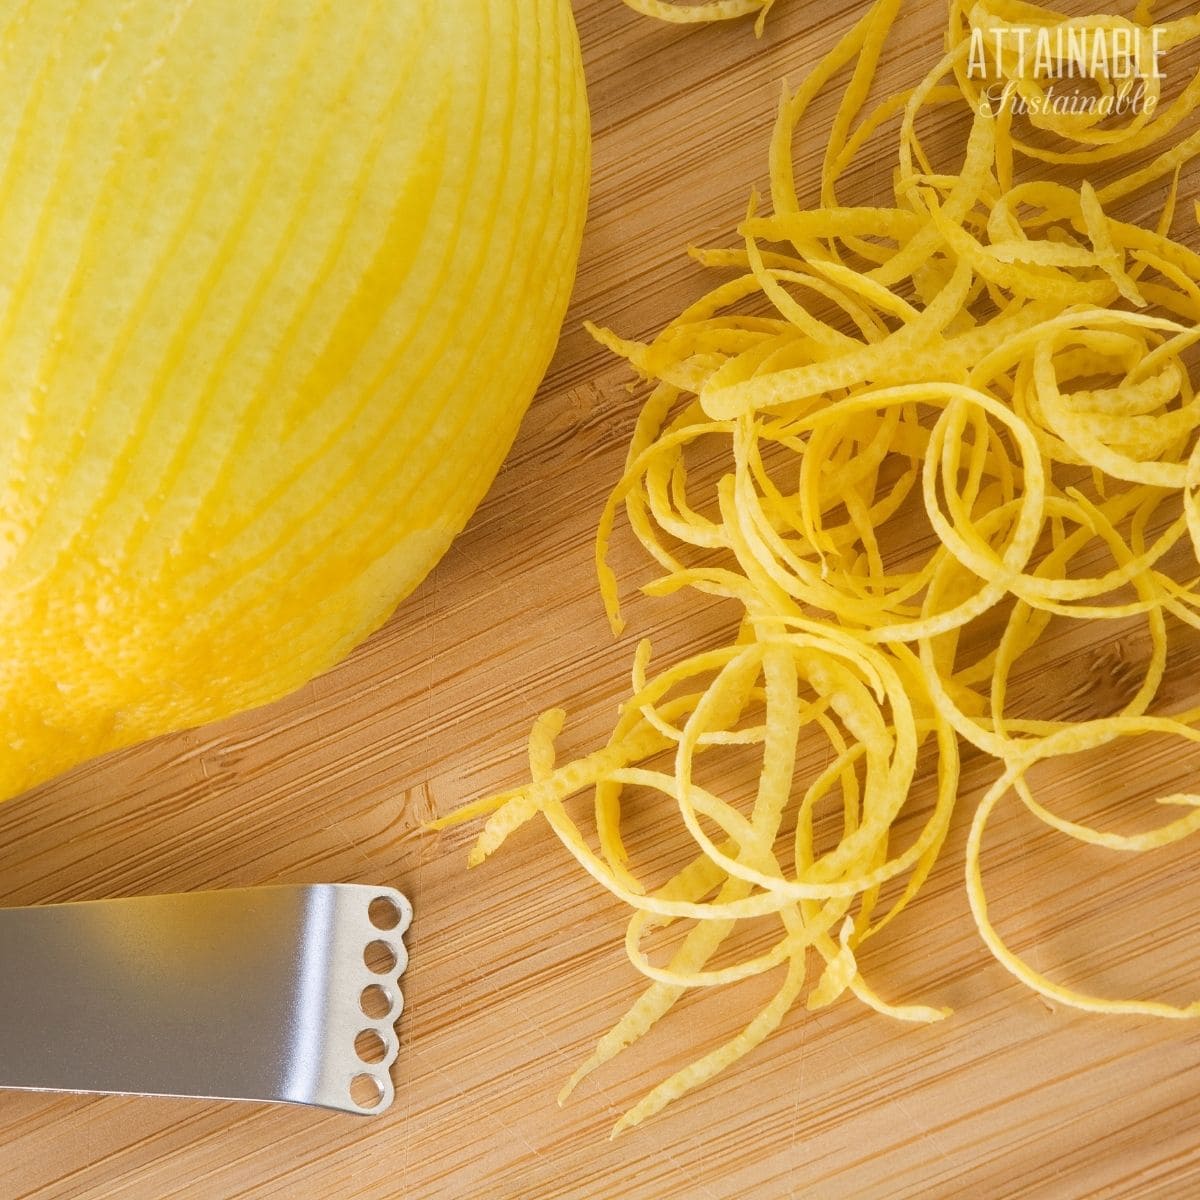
xmin=440 ymin=0 xmax=1200 ymax=1132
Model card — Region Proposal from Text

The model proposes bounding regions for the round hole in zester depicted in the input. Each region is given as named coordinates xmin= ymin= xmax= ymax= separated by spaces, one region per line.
xmin=368 ymin=895 xmax=402 ymax=930
xmin=360 ymin=984 xmax=392 ymax=1019
xmin=349 ymin=1073 xmax=384 ymax=1109
xmin=364 ymin=940 xmax=397 ymax=974
xmin=355 ymin=1029 xmax=387 ymax=1065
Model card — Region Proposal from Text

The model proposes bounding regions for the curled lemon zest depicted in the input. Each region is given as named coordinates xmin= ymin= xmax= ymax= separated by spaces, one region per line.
xmin=442 ymin=0 xmax=1200 ymax=1132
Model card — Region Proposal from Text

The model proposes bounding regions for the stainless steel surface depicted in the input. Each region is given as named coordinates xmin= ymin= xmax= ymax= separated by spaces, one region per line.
xmin=0 ymin=884 xmax=412 ymax=1115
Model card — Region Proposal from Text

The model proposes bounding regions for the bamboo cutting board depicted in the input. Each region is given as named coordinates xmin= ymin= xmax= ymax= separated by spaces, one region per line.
xmin=4 ymin=2 xmax=1200 ymax=1197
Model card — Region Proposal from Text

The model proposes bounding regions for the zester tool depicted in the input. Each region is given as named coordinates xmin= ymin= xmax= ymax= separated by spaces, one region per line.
xmin=0 ymin=884 xmax=412 ymax=1115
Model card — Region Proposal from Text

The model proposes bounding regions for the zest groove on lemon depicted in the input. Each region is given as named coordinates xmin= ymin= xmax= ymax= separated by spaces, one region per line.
xmin=0 ymin=0 xmax=589 ymax=800
xmin=438 ymin=0 xmax=1200 ymax=1132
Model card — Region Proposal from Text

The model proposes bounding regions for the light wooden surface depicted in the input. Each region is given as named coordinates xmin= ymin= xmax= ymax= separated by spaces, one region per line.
xmin=5 ymin=2 xmax=1200 ymax=1197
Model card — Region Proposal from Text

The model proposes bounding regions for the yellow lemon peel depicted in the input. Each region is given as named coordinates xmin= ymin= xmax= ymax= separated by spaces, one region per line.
xmin=622 ymin=0 xmax=777 ymax=35
xmin=442 ymin=0 xmax=1200 ymax=1132
xmin=0 ymin=0 xmax=590 ymax=800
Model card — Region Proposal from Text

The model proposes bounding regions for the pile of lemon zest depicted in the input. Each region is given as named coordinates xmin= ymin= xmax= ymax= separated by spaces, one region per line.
xmin=439 ymin=0 xmax=1200 ymax=1131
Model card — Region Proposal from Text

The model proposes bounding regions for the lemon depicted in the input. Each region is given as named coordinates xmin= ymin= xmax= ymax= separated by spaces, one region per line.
xmin=0 ymin=0 xmax=590 ymax=799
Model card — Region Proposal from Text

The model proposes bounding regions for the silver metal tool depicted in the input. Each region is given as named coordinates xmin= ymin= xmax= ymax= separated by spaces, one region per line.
xmin=0 ymin=883 xmax=412 ymax=1116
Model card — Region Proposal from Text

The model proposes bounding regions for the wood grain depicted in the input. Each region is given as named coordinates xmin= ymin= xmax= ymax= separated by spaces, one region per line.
xmin=4 ymin=1 xmax=1200 ymax=1197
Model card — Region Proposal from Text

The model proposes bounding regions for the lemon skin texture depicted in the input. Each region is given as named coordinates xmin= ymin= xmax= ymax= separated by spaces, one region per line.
xmin=0 ymin=0 xmax=590 ymax=800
